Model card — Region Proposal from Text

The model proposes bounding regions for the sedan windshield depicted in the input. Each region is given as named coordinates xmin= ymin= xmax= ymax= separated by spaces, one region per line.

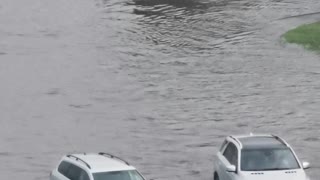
xmin=241 ymin=148 xmax=300 ymax=171
xmin=93 ymin=170 xmax=144 ymax=180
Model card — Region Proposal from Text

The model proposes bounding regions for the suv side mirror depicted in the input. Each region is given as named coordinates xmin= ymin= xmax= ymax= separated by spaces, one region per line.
xmin=226 ymin=165 xmax=236 ymax=172
xmin=302 ymin=162 xmax=310 ymax=169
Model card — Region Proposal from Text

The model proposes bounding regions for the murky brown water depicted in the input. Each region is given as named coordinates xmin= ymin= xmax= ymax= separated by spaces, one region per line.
xmin=0 ymin=0 xmax=320 ymax=179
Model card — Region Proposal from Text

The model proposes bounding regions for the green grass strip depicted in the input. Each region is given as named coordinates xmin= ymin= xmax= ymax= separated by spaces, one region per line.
xmin=283 ymin=22 xmax=320 ymax=51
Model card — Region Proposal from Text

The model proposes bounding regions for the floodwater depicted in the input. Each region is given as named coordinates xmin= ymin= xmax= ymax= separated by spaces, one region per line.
xmin=0 ymin=0 xmax=320 ymax=179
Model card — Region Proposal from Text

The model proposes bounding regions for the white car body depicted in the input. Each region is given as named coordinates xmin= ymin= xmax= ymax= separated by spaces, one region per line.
xmin=50 ymin=152 xmax=146 ymax=180
xmin=213 ymin=134 xmax=310 ymax=180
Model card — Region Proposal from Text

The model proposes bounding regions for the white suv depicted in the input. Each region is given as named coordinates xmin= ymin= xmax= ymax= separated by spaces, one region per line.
xmin=50 ymin=152 xmax=146 ymax=180
xmin=213 ymin=134 xmax=311 ymax=180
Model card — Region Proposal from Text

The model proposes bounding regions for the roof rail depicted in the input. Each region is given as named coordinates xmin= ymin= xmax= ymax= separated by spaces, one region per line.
xmin=98 ymin=152 xmax=130 ymax=165
xmin=66 ymin=155 xmax=91 ymax=169
xmin=229 ymin=136 xmax=243 ymax=148
xmin=271 ymin=134 xmax=289 ymax=146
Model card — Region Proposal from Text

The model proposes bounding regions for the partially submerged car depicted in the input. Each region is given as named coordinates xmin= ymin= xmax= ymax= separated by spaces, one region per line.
xmin=50 ymin=152 xmax=146 ymax=180
xmin=213 ymin=134 xmax=310 ymax=180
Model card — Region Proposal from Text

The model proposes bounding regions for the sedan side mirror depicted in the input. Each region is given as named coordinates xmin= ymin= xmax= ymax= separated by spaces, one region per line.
xmin=226 ymin=165 xmax=236 ymax=172
xmin=302 ymin=162 xmax=310 ymax=169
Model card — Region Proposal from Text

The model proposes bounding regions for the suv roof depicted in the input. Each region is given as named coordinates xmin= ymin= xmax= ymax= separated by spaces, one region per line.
xmin=228 ymin=134 xmax=289 ymax=150
xmin=64 ymin=153 xmax=136 ymax=173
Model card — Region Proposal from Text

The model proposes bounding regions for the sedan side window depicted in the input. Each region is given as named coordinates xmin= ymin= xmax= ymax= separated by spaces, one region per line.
xmin=223 ymin=143 xmax=238 ymax=166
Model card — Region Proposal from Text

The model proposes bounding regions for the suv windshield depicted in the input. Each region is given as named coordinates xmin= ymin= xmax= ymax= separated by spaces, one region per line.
xmin=241 ymin=148 xmax=300 ymax=171
xmin=93 ymin=170 xmax=144 ymax=180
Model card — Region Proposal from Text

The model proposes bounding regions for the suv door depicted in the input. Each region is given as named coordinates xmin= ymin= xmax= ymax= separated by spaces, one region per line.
xmin=218 ymin=142 xmax=238 ymax=180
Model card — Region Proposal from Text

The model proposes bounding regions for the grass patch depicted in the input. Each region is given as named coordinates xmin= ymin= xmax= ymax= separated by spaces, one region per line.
xmin=283 ymin=22 xmax=320 ymax=51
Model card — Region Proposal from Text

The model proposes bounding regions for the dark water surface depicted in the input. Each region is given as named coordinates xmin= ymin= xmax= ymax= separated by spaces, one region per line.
xmin=0 ymin=0 xmax=320 ymax=179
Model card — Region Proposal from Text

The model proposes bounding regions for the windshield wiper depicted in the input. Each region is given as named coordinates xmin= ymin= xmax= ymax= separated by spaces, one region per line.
xmin=245 ymin=168 xmax=293 ymax=171
xmin=259 ymin=168 xmax=292 ymax=171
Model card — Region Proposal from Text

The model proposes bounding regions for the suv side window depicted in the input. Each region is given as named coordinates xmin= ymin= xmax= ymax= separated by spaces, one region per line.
xmin=219 ymin=140 xmax=228 ymax=152
xmin=58 ymin=161 xmax=71 ymax=177
xmin=223 ymin=142 xmax=238 ymax=166
xmin=66 ymin=163 xmax=82 ymax=180
xmin=65 ymin=163 xmax=90 ymax=180
xmin=79 ymin=169 xmax=90 ymax=180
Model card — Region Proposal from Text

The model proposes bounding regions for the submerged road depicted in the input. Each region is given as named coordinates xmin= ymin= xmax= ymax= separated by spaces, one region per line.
xmin=0 ymin=0 xmax=320 ymax=179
